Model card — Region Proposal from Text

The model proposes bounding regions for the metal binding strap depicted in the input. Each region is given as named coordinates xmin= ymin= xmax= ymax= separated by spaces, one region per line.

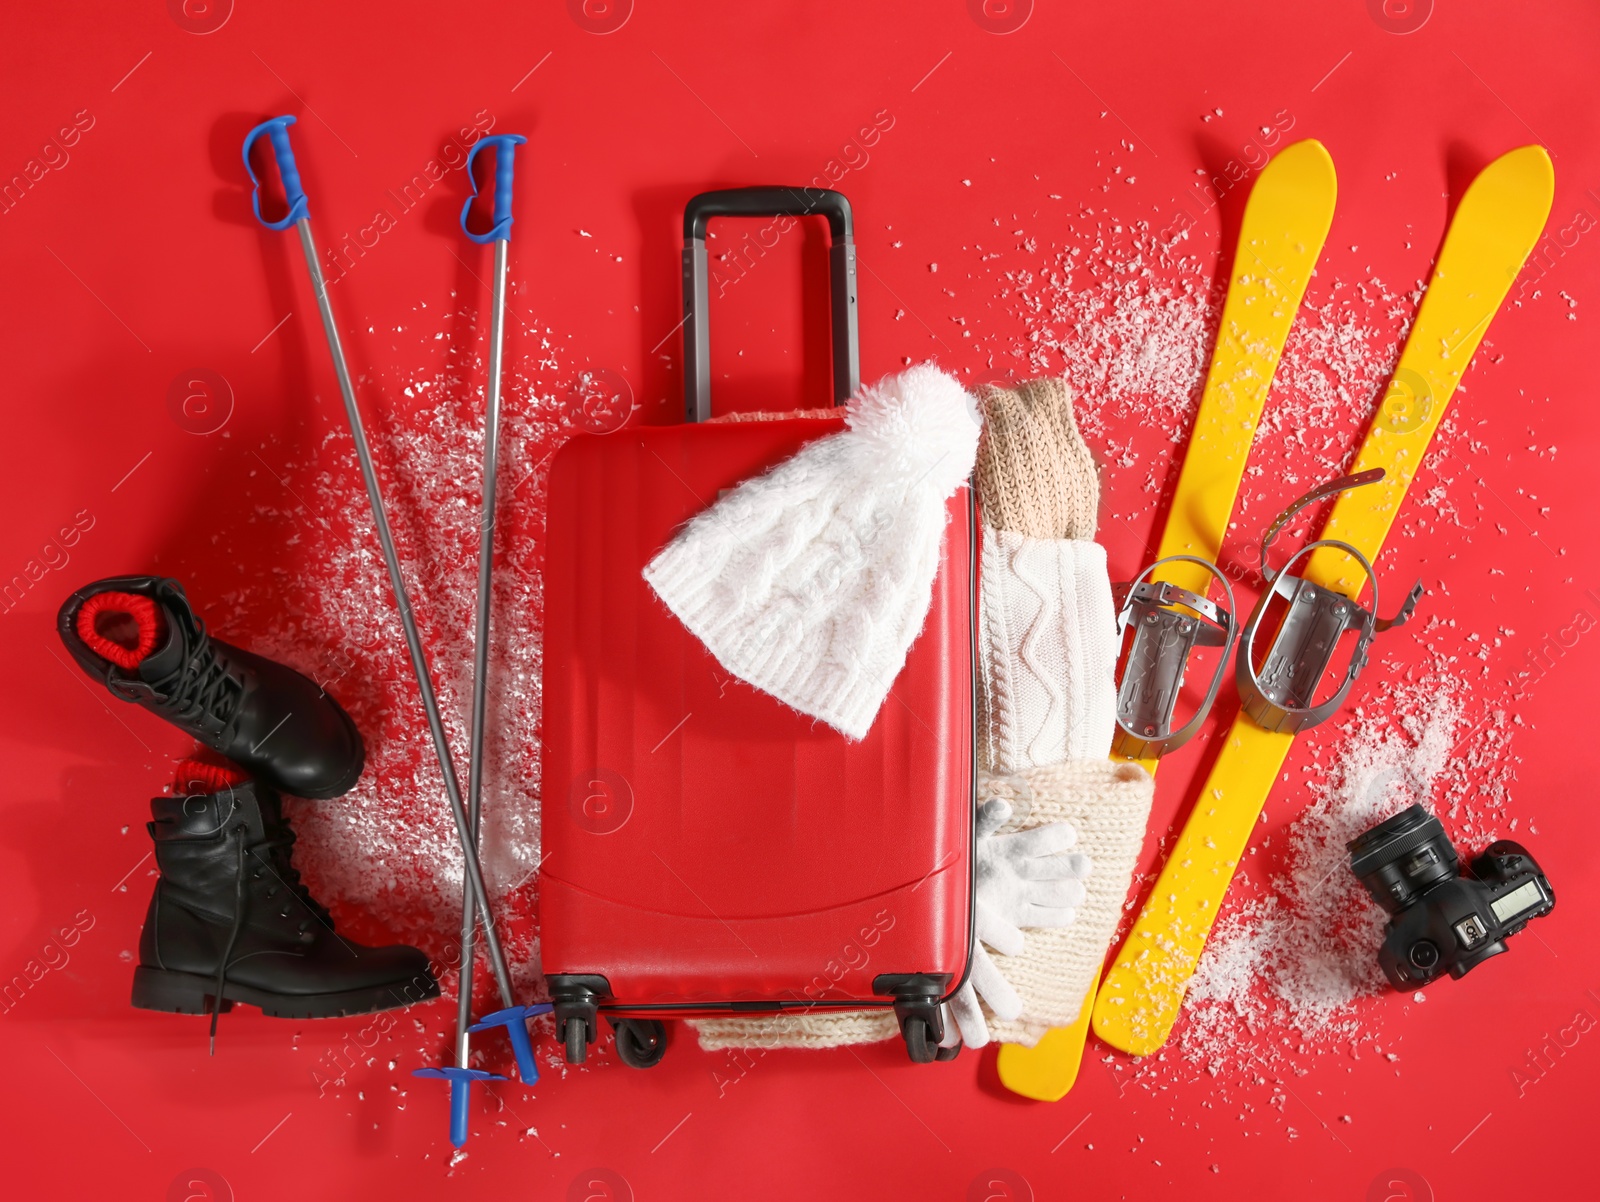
xmin=1112 ymin=554 xmax=1239 ymax=760
xmin=1236 ymin=470 xmax=1425 ymax=735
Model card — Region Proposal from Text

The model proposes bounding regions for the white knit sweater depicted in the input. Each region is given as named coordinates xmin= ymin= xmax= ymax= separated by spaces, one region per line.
xmin=978 ymin=528 xmax=1119 ymax=772
xmin=644 ymin=365 xmax=981 ymax=740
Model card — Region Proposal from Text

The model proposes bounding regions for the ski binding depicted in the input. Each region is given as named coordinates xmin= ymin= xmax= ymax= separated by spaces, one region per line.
xmin=1112 ymin=554 xmax=1239 ymax=759
xmin=1236 ymin=469 xmax=1424 ymax=734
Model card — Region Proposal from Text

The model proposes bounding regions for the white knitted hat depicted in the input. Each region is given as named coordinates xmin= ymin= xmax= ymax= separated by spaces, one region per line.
xmin=644 ymin=364 xmax=981 ymax=740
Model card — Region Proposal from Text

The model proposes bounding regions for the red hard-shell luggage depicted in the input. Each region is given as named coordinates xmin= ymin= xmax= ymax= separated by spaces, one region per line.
xmin=538 ymin=188 xmax=975 ymax=1066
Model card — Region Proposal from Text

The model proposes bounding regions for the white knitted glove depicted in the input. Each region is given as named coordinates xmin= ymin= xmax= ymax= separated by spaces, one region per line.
xmin=975 ymin=798 xmax=1090 ymax=948
xmin=939 ymin=799 xmax=1088 ymax=1049
xmin=940 ymin=942 xmax=1021 ymax=1050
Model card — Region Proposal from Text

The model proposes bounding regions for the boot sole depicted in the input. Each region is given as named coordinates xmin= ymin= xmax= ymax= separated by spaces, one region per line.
xmin=131 ymin=966 xmax=439 ymax=1019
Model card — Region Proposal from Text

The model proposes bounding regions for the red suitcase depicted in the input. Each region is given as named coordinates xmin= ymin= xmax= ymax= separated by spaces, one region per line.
xmin=538 ymin=188 xmax=975 ymax=1066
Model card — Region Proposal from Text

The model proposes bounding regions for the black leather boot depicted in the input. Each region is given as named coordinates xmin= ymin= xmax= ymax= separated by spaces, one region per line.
xmin=58 ymin=575 xmax=364 ymax=799
xmin=132 ymin=779 xmax=439 ymax=1046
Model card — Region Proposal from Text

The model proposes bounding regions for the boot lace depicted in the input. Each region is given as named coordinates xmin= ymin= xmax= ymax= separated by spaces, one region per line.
xmin=209 ymin=819 xmax=328 ymax=1054
xmin=165 ymin=619 xmax=245 ymax=729
xmin=250 ymin=823 xmax=332 ymax=927
xmin=210 ymin=831 xmax=248 ymax=1055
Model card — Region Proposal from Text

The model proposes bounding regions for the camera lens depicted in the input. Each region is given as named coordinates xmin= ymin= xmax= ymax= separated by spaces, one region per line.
xmin=1347 ymin=804 xmax=1460 ymax=914
xmin=1408 ymin=940 xmax=1440 ymax=970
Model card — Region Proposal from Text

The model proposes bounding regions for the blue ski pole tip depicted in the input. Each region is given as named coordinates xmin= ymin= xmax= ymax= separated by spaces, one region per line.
xmin=412 ymin=1066 xmax=507 ymax=1148
xmin=470 ymin=1004 xmax=552 ymax=1085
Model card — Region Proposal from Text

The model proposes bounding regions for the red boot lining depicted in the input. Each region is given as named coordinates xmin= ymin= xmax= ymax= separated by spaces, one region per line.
xmin=173 ymin=758 xmax=249 ymax=795
xmin=76 ymin=591 xmax=166 ymax=670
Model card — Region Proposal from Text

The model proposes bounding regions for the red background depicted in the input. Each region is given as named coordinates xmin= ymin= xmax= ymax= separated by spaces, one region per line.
xmin=3 ymin=2 xmax=1597 ymax=1199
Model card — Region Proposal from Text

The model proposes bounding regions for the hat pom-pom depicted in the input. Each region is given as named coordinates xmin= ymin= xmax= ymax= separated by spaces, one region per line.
xmin=846 ymin=364 xmax=981 ymax=490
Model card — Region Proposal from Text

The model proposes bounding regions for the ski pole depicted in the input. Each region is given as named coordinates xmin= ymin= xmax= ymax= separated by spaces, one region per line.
xmin=241 ymin=116 xmax=518 ymax=1011
xmin=449 ymin=133 xmax=547 ymax=1098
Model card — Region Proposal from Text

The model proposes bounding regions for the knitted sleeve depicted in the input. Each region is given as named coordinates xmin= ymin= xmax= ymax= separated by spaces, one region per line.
xmin=974 ymin=377 xmax=1100 ymax=540
xmin=691 ymin=1008 xmax=898 ymax=1052
xmin=979 ymin=758 xmax=1156 ymax=1042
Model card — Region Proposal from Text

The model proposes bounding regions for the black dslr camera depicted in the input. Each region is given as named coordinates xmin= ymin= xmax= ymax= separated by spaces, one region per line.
xmin=1348 ymin=804 xmax=1555 ymax=988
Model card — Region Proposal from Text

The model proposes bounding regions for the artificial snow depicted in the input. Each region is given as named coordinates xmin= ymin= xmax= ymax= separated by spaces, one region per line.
xmin=1179 ymin=674 xmax=1467 ymax=1075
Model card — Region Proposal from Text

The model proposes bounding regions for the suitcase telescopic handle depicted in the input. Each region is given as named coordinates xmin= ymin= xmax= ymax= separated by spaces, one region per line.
xmin=682 ymin=187 xmax=860 ymax=423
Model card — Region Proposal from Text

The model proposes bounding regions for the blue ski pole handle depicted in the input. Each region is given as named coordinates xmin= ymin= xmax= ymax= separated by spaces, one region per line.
xmin=460 ymin=134 xmax=528 ymax=244
xmin=242 ymin=115 xmax=310 ymax=231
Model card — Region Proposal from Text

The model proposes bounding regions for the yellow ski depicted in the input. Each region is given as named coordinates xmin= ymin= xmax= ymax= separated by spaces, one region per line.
xmin=1090 ymin=145 xmax=1555 ymax=1058
xmin=998 ymin=139 xmax=1338 ymax=1100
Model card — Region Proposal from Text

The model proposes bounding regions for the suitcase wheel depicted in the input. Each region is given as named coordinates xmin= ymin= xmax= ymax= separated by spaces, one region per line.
xmin=901 ymin=1014 xmax=939 ymax=1064
xmin=549 ymin=975 xmax=609 ymax=1065
xmin=934 ymin=1037 xmax=962 ymax=1062
xmin=610 ymin=1018 xmax=669 ymax=1069
xmin=563 ymin=1016 xmax=591 ymax=1065
xmin=877 ymin=973 xmax=952 ymax=1064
